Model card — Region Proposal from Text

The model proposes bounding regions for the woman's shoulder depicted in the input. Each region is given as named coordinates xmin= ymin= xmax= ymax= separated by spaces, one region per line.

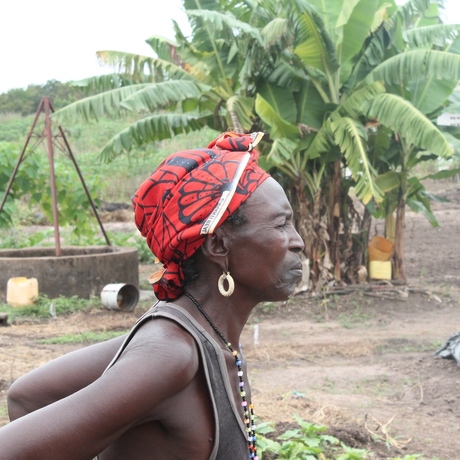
xmin=113 ymin=306 xmax=201 ymax=383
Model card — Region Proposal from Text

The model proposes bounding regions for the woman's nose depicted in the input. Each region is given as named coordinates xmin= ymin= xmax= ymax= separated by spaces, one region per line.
xmin=290 ymin=225 xmax=305 ymax=253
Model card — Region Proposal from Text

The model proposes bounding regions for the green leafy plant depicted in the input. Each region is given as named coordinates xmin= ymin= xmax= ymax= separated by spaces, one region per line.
xmin=0 ymin=294 xmax=100 ymax=323
xmin=102 ymin=231 xmax=155 ymax=263
xmin=257 ymin=415 xmax=339 ymax=459
xmin=0 ymin=141 xmax=103 ymax=243
xmin=257 ymin=415 xmax=429 ymax=460
xmin=0 ymin=228 xmax=54 ymax=249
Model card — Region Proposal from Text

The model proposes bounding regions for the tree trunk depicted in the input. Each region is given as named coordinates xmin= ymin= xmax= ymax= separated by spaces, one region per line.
xmin=328 ymin=160 xmax=342 ymax=281
xmin=393 ymin=186 xmax=407 ymax=281
xmin=291 ymin=176 xmax=322 ymax=288
xmin=293 ymin=179 xmax=311 ymax=260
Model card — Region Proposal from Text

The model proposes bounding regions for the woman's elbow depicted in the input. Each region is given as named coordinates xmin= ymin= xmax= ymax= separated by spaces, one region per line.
xmin=7 ymin=378 xmax=32 ymax=421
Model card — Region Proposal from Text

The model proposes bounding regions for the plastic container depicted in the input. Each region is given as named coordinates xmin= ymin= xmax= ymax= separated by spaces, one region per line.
xmin=101 ymin=283 xmax=139 ymax=312
xmin=369 ymin=261 xmax=392 ymax=280
xmin=6 ymin=277 xmax=39 ymax=307
xmin=368 ymin=235 xmax=393 ymax=262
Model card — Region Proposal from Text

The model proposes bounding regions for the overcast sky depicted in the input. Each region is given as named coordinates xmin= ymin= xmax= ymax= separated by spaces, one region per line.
xmin=1 ymin=0 xmax=460 ymax=95
xmin=1 ymin=0 xmax=188 ymax=94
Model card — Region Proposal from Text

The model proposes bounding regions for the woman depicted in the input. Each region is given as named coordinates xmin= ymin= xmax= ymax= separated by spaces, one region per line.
xmin=3 ymin=131 xmax=304 ymax=459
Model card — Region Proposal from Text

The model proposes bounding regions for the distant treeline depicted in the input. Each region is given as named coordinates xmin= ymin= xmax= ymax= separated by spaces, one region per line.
xmin=0 ymin=80 xmax=95 ymax=116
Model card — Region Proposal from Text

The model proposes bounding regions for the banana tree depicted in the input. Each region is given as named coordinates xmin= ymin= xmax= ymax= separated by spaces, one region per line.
xmin=360 ymin=3 xmax=460 ymax=280
xmin=254 ymin=0 xmax=460 ymax=286
xmin=53 ymin=0 xmax=460 ymax=289
xmin=53 ymin=0 xmax=268 ymax=161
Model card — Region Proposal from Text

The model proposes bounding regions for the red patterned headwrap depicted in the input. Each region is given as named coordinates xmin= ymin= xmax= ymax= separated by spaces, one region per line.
xmin=132 ymin=131 xmax=270 ymax=300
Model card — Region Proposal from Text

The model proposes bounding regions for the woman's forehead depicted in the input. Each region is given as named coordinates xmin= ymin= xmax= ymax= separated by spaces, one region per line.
xmin=245 ymin=178 xmax=290 ymax=215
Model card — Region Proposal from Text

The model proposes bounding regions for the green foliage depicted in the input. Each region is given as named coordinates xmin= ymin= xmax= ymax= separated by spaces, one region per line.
xmin=0 ymin=114 xmax=218 ymax=252
xmin=0 ymin=114 xmax=31 ymax=142
xmin=101 ymin=231 xmax=155 ymax=263
xmin=2 ymin=0 xmax=460 ymax=287
xmin=257 ymin=415 xmax=340 ymax=459
xmin=0 ymin=79 xmax=96 ymax=116
xmin=257 ymin=416 xmax=430 ymax=460
xmin=0 ymin=140 xmax=104 ymax=242
xmin=0 ymin=228 xmax=54 ymax=249
xmin=38 ymin=330 xmax=128 ymax=345
xmin=0 ymin=142 xmax=50 ymax=227
xmin=0 ymin=294 xmax=100 ymax=323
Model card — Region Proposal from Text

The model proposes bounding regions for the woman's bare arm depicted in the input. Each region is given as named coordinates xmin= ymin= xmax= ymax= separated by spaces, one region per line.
xmin=7 ymin=334 xmax=127 ymax=420
xmin=1 ymin=318 xmax=199 ymax=459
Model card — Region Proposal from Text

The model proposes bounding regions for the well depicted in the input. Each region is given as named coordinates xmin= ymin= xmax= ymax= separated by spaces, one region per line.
xmin=0 ymin=246 xmax=139 ymax=301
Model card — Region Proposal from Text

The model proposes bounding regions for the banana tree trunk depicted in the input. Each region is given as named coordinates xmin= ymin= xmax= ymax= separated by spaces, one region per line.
xmin=393 ymin=182 xmax=407 ymax=281
xmin=292 ymin=178 xmax=311 ymax=259
xmin=329 ymin=160 xmax=342 ymax=281
xmin=291 ymin=177 xmax=322 ymax=287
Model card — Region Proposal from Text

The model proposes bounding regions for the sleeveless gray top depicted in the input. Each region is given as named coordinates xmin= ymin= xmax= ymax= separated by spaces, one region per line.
xmin=101 ymin=302 xmax=250 ymax=460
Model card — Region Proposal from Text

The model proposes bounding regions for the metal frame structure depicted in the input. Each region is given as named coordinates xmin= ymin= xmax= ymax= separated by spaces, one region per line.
xmin=0 ymin=96 xmax=111 ymax=256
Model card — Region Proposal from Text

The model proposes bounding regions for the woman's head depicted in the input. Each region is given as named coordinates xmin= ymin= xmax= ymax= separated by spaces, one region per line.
xmin=210 ymin=177 xmax=305 ymax=302
xmin=132 ymin=132 xmax=269 ymax=300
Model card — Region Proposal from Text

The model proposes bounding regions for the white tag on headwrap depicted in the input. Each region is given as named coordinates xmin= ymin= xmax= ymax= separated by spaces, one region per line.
xmin=200 ymin=152 xmax=250 ymax=235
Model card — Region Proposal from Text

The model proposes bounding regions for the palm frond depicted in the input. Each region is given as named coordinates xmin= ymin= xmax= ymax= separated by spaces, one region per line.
xmin=342 ymin=22 xmax=390 ymax=92
xmin=144 ymin=36 xmax=180 ymax=62
xmin=366 ymin=49 xmax=460 ymax=86
xmin=340 ymin=81 xmax=386 ymax=118
xmin=255 ymin=94 xmax=299 ymax=139
xmin=266 ymin=138 xmax=302 ymax=178
xmin=404 ymin=24 xmax=460 ymax=49
xmin=186 ymin=9 xmax=263 ymax=43
xmin=261 ymin=17 xmax=290 ymax=47
xmin=120 ymin=80 xmax=212 ymax=112
xmin=292 ymin=8 xmax=339 ymax=76
xmin=71 ymin=73 xmax=140 ymax=91
xmin=292 ymin=0 xmax=342 ymax=40
xmin=375 ymin=171 xmax=400 ymax=193
xmin=339 ymin=0 xmax=382 ymax=83
xmin=96 ymin=51 xmax=191 ymax=81
xmin=53 ymin=84 xmax=153 ymax=123
xmin=307 ymin=119 xmax=333 ymax=160
xmin=330 ymin=115 xmax=383 ymax=204
xmin=421 ymin=167 xmax=460 ymax=181
xmin=99 ymin=113 xmax=207 ymax=161
xmin=257 ymin=82 xmax=299 ymax=124
xmin=226 ymin=96 xmax=255 ymax=132
xmin=364 ymin=93 xmax=454 ymax=158
xmin=392 ymin=0 xmax=431 ymax=29
xmin=441 ymin=131 xmax=460 ymax=153
xmin=266 ymin=57 xmax=309 ymax=87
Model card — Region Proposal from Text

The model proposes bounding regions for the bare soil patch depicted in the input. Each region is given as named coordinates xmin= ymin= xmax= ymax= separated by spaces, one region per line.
xmin=1 ymin=181 xmax=460 ymax=459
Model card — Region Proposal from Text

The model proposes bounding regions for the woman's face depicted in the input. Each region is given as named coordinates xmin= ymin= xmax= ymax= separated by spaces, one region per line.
xmin=225 ymin=177 xmax=305 ymax=302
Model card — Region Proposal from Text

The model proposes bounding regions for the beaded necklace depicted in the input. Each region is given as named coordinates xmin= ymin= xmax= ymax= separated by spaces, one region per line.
xmin=184 ymin=292 xmax=258 ymax=460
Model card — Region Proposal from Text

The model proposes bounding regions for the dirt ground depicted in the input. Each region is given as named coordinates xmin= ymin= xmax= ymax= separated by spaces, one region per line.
xmin=1 ymin=180 xmax=460 ymax=459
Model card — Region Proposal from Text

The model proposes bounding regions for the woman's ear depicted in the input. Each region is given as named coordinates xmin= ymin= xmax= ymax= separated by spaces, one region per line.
xmin=201 ymin=228 xmax=230 ymax=265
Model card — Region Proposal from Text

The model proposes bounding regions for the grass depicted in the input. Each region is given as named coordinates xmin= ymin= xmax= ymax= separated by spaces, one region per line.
xmin=0 ymin=294 xmax=101 ymax=323
xmin=38 ymin=330 xmax=129 ymax=345
xmin=351 ymin=376 xmax=394 ymax=397
xmin=376 ymin=338 xmax=439 ymax=355
xmin=0 ymin=406 xmax=8 ymax=418
xmin=337 ymin=305 xmax=371 ymax=329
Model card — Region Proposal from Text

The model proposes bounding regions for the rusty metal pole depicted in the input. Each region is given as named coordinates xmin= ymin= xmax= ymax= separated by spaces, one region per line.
xmin=0 ymin=98 xmax=45 ymax=215
xmin=48 ymin=96 xmax=111 ymax=246
xmin=43 ymin=97 xmax=61 ymax=256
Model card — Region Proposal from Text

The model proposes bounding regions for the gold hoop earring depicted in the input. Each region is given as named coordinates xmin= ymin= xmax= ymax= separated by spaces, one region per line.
xmin=218 ymin=271 xmax=235 ymax=297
